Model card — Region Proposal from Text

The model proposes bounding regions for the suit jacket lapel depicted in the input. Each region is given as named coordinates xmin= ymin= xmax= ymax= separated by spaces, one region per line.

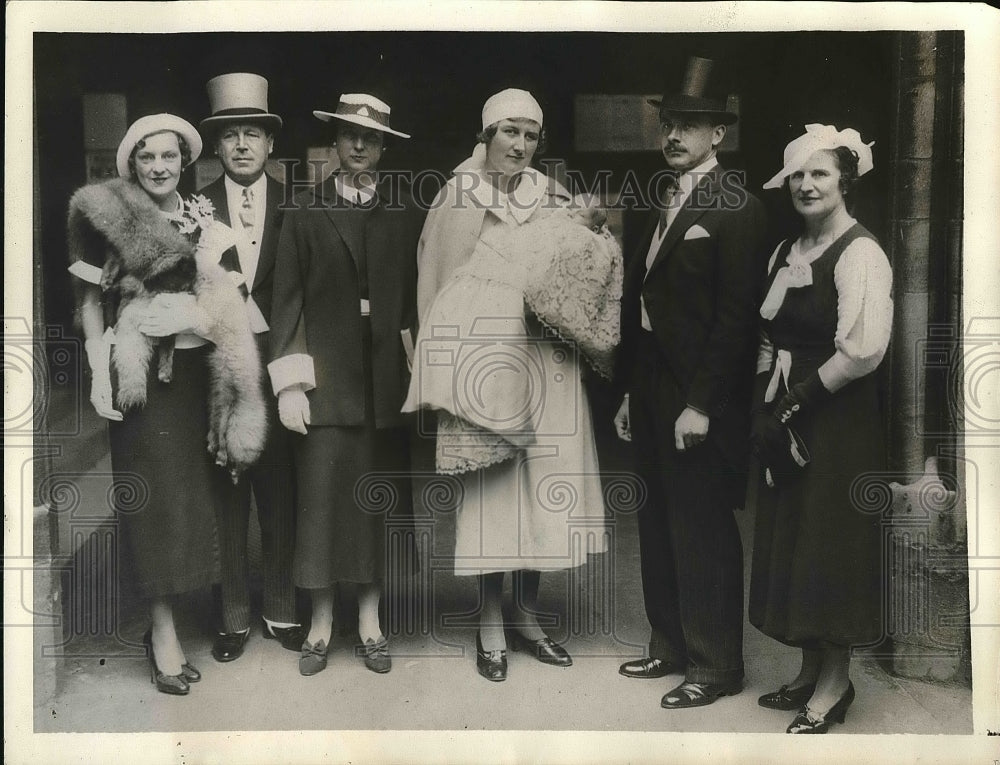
xmin=203 ymin=177 xmax=231 ymax=227
xmin=320 ymin=177 xmax=365 ymax=273
xmin=252 ymin=175 xmax=283 ymax=292
xmin=645 ymin=166 xmax=721 ymax=278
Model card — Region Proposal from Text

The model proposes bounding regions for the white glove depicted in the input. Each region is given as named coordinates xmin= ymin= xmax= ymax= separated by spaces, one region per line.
xmin=613 ymin=394 xmax=631 ymax=442
xmin=138 ymin=292 xmax=211 ymax=338
xmin=278 ymin=388 xmax=311 ymax=434
xmin=85 ymin=336 xmax=122 ymax=421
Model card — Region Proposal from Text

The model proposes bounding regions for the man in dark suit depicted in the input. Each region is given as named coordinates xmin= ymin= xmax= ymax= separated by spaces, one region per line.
xmin=198 ymin=72 xmax=303 ymax=662
xmin=614 ymin=57 xmax=767 ymax=708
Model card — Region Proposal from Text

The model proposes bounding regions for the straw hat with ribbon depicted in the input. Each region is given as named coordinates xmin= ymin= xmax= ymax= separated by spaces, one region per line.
xmin=313 ymin=94 xmax=410 ymax=138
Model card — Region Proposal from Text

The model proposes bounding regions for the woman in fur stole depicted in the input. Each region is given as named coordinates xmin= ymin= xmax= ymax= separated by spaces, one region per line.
xmin=403 ymin=89 xmax=616 ymax=682
xmin=67 ymin=114 xmax=266 ymax=695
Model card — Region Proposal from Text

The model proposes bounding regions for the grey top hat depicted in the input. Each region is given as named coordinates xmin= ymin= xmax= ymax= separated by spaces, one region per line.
xmin=200 ymin=72 xmax=283 ymax=134
xmin=648 ymin=56 xmax=738 ymax=126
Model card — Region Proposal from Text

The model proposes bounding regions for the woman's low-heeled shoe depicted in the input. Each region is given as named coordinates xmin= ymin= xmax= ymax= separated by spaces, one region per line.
xmin=143 ymin=630 xmax=189 ymax=696
xmin=180 ymin=662 xmax=201 ymax=683
xmin=299 ymin=638 xmax=329 ymax=677
xmin=786 ymin=681 xmax=855 ymax=733
xmin=476 ymin=632 xmax=507 ymax=682
xmin=758 ymin=682 xmax=815 ymax=710
xmin=359 ymin=636 xmax=392 ymax=674
xmin=507 ymin=629 xmax=572 ymax=667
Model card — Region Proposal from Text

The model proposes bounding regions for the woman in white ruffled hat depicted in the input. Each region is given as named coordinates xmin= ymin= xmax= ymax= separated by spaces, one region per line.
xmin=748 ymin=124 xmax=893 ymax=732
xmin=67 ymin=114 xmax=265 ymax=695
xmin=406 ymin=88 xmax=614 ymax=682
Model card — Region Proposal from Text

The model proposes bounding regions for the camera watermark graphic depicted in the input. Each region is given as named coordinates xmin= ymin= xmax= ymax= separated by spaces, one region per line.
xmin=413 ymin=317 xmax=581 ymax=441
xmin=4 ymin=318 xmax=83 ymax=436
xmin=917 ymin=317 xmax=1000 ymax=436
xmin=357 ymin=467 xmax=647 ymax=658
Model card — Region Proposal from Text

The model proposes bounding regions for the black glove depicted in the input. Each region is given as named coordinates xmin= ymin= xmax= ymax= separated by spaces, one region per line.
xmin=772 ymin=372 xmax=831 ymax=427
xmin=752 ymin=372 xmax=830 ymax=466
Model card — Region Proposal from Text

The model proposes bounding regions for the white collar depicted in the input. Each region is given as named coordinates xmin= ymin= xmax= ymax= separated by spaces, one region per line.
xmin=676 ymin=156 xmax=719 ymax=197
xmin=460 ymin=166 xmax=551 ymax=224
xmin=158 ymin=192 xmax=185 ymax=220
xmin=224 ymin=172 xmax=267 ymax=201
xmin=335 ymin=175 xmax=376 ymax=205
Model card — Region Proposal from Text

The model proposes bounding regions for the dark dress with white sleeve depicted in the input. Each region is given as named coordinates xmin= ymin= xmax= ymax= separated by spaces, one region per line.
xmin=749 ymin=220 xmax=893 ymax=648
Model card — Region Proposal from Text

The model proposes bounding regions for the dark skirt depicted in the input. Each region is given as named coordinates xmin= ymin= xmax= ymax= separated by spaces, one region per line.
xmin=292 ymin=425 xmax=415 ymax=587
xmin=292 ymin=318 xmax=416 ymax=588
xmin=749 ymin=372 xmax=885 ymax=648
xmin=109 ymin=345 xmax=223 ymax=598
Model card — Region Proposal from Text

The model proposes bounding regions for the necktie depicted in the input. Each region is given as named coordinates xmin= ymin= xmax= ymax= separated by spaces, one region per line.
xmin=657 ymin=176 xmax=680 ymax=239
xmin=239 ymin=187 xmax=255 ymax=230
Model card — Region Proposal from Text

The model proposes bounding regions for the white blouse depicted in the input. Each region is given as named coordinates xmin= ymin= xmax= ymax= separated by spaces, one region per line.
xmin=757 ymin=223 xmax=893 ymax=393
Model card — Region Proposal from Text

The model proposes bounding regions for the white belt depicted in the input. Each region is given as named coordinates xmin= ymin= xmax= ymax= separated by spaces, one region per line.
xmin=764 ymin=349 xmax=793 ymax=403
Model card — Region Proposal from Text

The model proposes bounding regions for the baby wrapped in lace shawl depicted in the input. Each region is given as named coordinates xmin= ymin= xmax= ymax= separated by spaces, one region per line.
xmin=404 ymin=201 xmax=623 ymax=474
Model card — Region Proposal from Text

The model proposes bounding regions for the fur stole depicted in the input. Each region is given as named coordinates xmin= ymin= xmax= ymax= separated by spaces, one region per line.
xmin=67 ymin=178 xmax=267 ymax=480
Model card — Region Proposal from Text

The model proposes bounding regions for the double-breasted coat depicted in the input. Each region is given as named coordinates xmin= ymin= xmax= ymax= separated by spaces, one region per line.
xmin=268 ymin=174 xmax=423 ymax=586
xmin=617 ymin=163 xmax=767 ymax=684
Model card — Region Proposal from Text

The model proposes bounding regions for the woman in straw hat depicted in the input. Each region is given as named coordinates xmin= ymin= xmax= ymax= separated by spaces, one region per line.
xmin=749 ymin=124 xmax=893 ymax=732
xmin=268 ymin=93 xmax=422 ymax=677
xmin=66 ymin=113 xmax=266 ymax=695
xmin=404 ymin=88 xmax=616 ymax=682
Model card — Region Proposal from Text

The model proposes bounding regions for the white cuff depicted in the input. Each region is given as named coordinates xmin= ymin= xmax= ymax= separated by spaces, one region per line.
xmin=268 ymin=354 xmax=316 ymax=395
xmin=68 ymin=260 xmax=102 ymax=285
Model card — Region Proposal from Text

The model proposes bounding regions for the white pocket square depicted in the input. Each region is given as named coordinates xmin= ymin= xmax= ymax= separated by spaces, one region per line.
xmin=684 ymin=224 xmax=711 ymax=240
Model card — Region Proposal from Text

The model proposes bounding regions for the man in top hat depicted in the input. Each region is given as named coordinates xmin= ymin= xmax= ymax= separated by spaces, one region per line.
xmin=198 ymin=72 xmax=303 ymax=662
xmin=613 ymin=56 xmax=767 ymax=708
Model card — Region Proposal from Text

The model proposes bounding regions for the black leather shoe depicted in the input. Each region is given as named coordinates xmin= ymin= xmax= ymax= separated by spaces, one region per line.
xmin=660 ymin=679 xmax=743 ymax=709
xmin=475 ymin=632 xmax=507 ymax=682
xmin=507 ymin=629 xmax=572 ymax=667
xmin=299 ymin=638 xmax=329 ymax=677
xmin=180 ymin=662 xmax=201 ymax=683
xmin=143 ymin=630 xmax=189 ymax=696
xmin=786 ymin=682 xmax=855 ymax=733
xmin=212 ymin=629 xmax=250 ymax=663
xmin=758 ymin=683 xmax=816 ymax=710
xmin=619 ymin=657 xmax=678 ymax=679
xmin=261 ymin=618 xmax=306 ymax=653
xmin=358 ymin=636 xmax=392 ymax=674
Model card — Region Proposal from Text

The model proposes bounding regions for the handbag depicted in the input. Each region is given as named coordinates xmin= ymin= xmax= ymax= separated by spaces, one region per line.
xmin=764 ymin=425 xmax=811 ymax=488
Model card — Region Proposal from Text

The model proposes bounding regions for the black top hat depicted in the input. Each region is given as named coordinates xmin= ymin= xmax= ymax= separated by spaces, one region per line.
xmin=648 ymin=56 xmax=738 ymax=126
xmin=200 ymin=73 xmax=283 ymax=135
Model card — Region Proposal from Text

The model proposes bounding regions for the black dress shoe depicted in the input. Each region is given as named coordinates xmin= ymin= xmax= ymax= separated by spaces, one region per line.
xmin=619 ymin=657 xmax=678 ymax=679
xmin=143 ymin=630 xmax=189 ymax=696
xmin=261 ymin=618 xmax=306 ymax=653
xmin=507 ymin=629 xmax=572 ymax=667
xmin=660 ymin=679 xmax=743 ymax=709
xmin=786 ymin=682 xmax=855 ymax=733
xmin=475 ymin=632 xmax=507 ymax=682
xmin=758 ymin=682 xmax=816 ymax=710
xmin=358 ymin=636 xmax=392 ymax=674
xmin=212 ymin=629 xmax=250 ymax=662
xmin=180 ymin=662 xmax=201 ymax=683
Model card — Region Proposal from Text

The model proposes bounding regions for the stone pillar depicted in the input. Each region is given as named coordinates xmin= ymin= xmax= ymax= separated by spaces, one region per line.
xmin=885 ymin=31 xmax=969 ymax=685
